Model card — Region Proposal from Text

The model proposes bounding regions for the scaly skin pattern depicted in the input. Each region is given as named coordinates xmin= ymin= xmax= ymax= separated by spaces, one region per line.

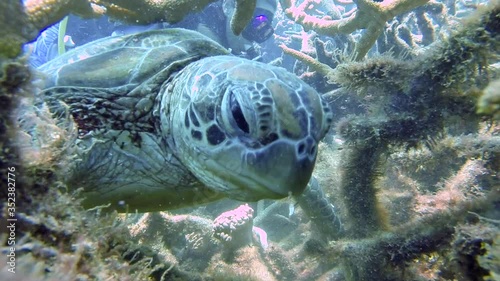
xmin=166 ymin=55 xmax=333 ymax=202
xmin=39 ymin=29 xmax=333 ymax=212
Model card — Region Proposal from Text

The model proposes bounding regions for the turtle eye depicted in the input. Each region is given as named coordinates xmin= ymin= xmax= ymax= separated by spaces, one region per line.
xmin=229 ymin=91 xmax=249 ymax=134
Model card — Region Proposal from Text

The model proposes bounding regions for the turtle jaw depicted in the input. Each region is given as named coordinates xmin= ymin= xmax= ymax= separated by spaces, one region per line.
xmin=240 ymin=139 xmax=316 ymax=199
xmin=199 ymin=138 xmax=317 ymax=201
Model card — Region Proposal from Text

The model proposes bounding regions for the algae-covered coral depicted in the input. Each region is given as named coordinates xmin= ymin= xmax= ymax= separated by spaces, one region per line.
xmin=1 ymin=0 xmax=499 ymax=281
xmin=0 ymin=0 xmax=258 ymax=59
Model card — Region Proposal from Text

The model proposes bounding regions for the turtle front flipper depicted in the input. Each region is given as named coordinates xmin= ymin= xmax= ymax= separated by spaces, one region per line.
xmin=42 ymin=84 xmax=227 ymax=212
xmin=36 ymin=29 xmax=235 ymax=211
xmin=68 ymin=130 xmax=225 ymax=212
xmin=43 ymin=85 xmax=157 ymax=138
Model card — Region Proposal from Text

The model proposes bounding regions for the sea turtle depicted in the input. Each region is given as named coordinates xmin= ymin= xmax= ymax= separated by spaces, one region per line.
xmin=38 ymin=28 xmax=333 ymax=212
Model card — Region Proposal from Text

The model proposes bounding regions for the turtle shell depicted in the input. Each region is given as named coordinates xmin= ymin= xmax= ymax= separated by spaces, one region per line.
xmin=39 ymin=28 xmax=230 ymax=89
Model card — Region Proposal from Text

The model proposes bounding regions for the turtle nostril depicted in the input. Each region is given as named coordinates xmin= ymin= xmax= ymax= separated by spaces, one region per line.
xmin=298 ymin=143 xmax=305 ymax=155
xmin=297 ymin=138 xmax=317 ymax=157
xmin=309 ymin=144 xmax=316 ymax=155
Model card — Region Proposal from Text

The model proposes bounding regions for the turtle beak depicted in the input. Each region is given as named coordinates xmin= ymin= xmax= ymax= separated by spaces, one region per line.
xmin=196 ymin=136 xmax=317 ymax=202
xmin=243 ymin=138 xmax=317 ymax=198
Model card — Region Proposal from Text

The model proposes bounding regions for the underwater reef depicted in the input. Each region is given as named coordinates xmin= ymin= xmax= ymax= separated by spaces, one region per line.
xmin=1 ymin=0 xmax=499 ymax=280
xmin=0 ymin=0 xmax=261 ymax=59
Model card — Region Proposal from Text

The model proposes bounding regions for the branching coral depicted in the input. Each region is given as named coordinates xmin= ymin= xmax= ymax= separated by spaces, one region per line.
xmin=94 ymin=0 xmax=218 ymax=24
xmin=331 ymin=194 xmax=498 ymax=281
xmin=279 ymin=0 xmax=430 ymax=60
xmin=304 ymin=2 xmax=500 ymax=280
xmin=124 ymin=205 xmax=289 ymax=279
xmin=0 ymin=1 xmax=35 ymax=58
xmin=22 ymin=0 xmax=216 ymax=30
xmin=477 ymin=232 xmax=500 ymax=280
xmin=24 ymin=0 xmax=101 ymax=32
xmin=477 ymin=78 xmax=500 ymax=120
xmin=280 ymin=43 xmax=334 ymax=76
xmin=1 ymin=0 xmax=259 ymax=58
xmin=230 ymin=0 xmax=258 ymax=35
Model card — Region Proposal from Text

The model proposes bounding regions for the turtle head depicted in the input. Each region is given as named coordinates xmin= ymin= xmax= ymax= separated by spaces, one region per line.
xmin=164 ymin=56 xmax=332 ymax=201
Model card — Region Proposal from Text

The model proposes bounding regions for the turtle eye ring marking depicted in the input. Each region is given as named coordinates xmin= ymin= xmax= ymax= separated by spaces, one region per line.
xmin=229 ymin=91 xmax=249 ymax=134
